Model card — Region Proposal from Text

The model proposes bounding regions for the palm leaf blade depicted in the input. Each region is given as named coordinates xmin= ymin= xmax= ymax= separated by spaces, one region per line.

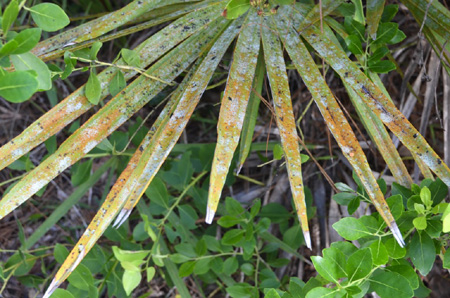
xmin=207 ymin=12 xmax=261 ymax=223
xmin=262 ymin=17 xmax=311 ymax=249
xmin=278 ymin=18 xmax=404 ymax=246
xmin=115 ymin=19 xmax=242 ymax=227
xmin=344 ymin=82 xmax=413 ymax=187
xmin=0 ymin=17 xmax=229 ymax=220
xmin=303 ymin=24 xmax=450 ymax=187
xmin=238 ymin=50 xmax=265 ymax=171
xmin=33 ymin=0 xmax=197 ymax=57
xmin=42 ymin=17 xmax=236 ymax=298
xmin=0 ymin=5 xmax=222 ymax=172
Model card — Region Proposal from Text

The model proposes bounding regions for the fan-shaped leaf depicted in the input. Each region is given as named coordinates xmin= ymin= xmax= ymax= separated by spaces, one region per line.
xmin=0 ymin=16 xmax=227 ymax=221
xmin=114 ymin=18 xmax=241 ymax=227
xmin=0 ymin=5 xmax=222 ymax=171
xmin=41 ymin=17 xmax=234 ymax=298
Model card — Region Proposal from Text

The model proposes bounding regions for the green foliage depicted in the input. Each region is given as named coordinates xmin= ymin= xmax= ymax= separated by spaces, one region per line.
xmin=0 ymin=1 xmax=70 ymax=102
xmin=28 ymin=3 xmax=70 ymax=32
xmin=302 ymin=178 xmax=449 ymax=297
xmin=1 ymin=0 xmax=450 ymax=297
xmin=338 ymin=3 xmax=405 ymax=73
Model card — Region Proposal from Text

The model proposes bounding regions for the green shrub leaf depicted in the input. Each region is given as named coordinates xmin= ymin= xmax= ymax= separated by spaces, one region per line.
xmin=381 ymin=4 xmax=399 ymax=22
xmin=335 ymin=182 xmax=354 ymax=192
xmin=11 ymin=52 xmax=52 ymax=90
xmin=193 ymin=258 xmax=211 ymax=275
xmin=368 ymin=60 xmax=396 ymax=73
xmin=333 ymin=217 xmax=371 ymax=240
xmin=346 ymin=248 xmax=372 ymax=282
xmin=1 ymin=28 xmax=42 ymax=56
xmin=387 ymin=265 xmax=419 ymax=290
xmin=311 ymin=255 xmax=339 ymax=282
xmin=218 ymin=215 xmax=243 ymax=228
xmin=67 ymin=264 xmax=94 ymax=289
xmin=332 ymin=192 xmax=357 ymax=205
xmin=54 ymin=243 xmax=69 ymax=264
xmin=0 ymin=71 xmax=38 ymax=103
xmin=5 ymin=253 xmax=36 ymax=276
xmin=369 ymin=270 xmax=413 ymax=298
xmin=109 ymin=71 xmax=126 ymax=97
xmin=225 ymin=196 xmax=245 ymax=215
xmin=49 ymin=289 xmax=75 ymax=298
xmin=413 ymin=216 xmax=427 ymax=230
xmin=444 ymin=249 xmax=450 ymax=269
xmin=85 ymin=71 xmax=101 ymax=104
xmin=409 ymin=231 xmax=435 ymax=276
xmin=121 ymin=48 xmax=141 ymax=67
xmin=222 ymin=229 xmax=245 ymax=245
xmin=345 ymin=34 xmax=364 ymax=55
xmin=30 ymin=3 xmax=70 ymax=32
xmin=369 ymin=239 xmax=388 ymax=266
xmin=2 ymin=0 xmax=19 ymax=34
xmin=305 ymin=287 xmax=336 ymax=298
xmin=122 ymin=269 xmax=141 ymax=295
xmin=223 ymin=257 xmax=239 ymax=275
xmin=179 ymin=261 xmax=196 ymax=277
xmin=384 ymin=237 xmax=406 ymax=259
xmin=90 ymin=41 xmax=103 ymax=60
xmin=223 ymin=0 xmax=251 ymax=20
xmin=373 ymin=22 xmax=398 ymax=44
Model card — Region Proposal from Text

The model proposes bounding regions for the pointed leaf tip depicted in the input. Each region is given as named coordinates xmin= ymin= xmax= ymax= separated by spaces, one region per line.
xmin=42 ymin=278 xmax=59 ymax=298
xmin=303 ymin=230 xmax=312 ymax=250
xmin=390 ymin=221 xmax=405 ymax=247
xmin=205 ymin=206 xmax=215 ymax=224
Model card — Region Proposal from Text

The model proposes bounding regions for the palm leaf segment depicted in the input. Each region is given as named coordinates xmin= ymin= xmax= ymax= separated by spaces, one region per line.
xmin=0 ymin=1 xmax=448 ymax=296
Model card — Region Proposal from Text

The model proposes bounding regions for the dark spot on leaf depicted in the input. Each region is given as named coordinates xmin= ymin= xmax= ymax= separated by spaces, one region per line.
xmin=228 ymin=97 xmax=232 ymax=101
xmin=438 ymin=159 xmax=442 ymax=164
xmin=413 ymin=133 xmax=418 ymax=138
xmin=361 ymin=85 xmax=370 ymax=95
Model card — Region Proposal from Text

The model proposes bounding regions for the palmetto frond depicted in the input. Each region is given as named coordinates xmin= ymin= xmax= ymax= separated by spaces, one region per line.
xmin=0 ymin=0 xmax=449 ymax=297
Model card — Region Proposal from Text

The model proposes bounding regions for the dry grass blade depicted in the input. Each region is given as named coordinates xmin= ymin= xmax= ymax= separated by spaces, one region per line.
xmin=262 ymin=17 xmax=311 ymax=249
xmin=207 ymin=12 xmax=261 ymax=224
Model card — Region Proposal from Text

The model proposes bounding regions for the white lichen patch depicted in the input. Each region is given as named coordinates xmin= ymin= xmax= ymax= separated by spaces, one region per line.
xmin=29 ymin=179 xmax=48 ymax=194
xmin=65 ymin=102 xmax=83 ymax=114
xmin=340 ymin=146 xmax=353 ymax=155
xmin=58 ymin=156 xmax=72 ymax=171
xmin=379 ymin=112 xmax=393 ymax=123
xmin=82 ymin=128 xmax=99 ymax=139
xmin=84 ymin=141 xmax=98 ymax=153
xmin=11 ymin=148 xmax=25 ymax=159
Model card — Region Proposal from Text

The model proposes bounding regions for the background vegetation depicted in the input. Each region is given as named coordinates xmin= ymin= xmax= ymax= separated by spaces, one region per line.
xmin=0 ymin=0 xmax=450 ymax=297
